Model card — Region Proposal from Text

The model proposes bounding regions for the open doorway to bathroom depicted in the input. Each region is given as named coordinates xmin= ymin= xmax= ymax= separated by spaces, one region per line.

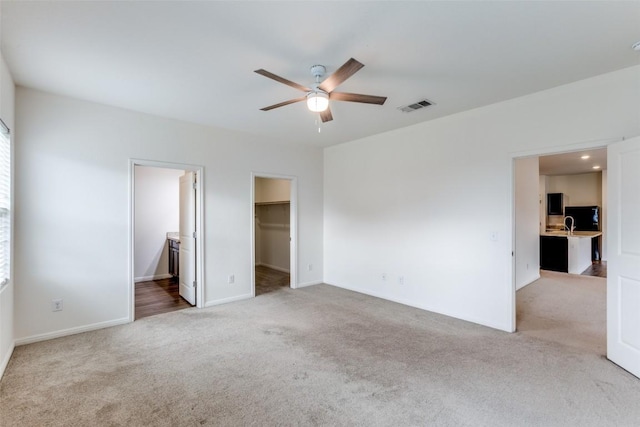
xmin=130 ymin=160 xmax=204 ymax=320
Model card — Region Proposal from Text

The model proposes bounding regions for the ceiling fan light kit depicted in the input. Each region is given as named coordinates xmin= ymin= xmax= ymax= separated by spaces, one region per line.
xmin=255 ymin=58 xmax=387 ymax=123
xmin=307 ymin=90 xmax=329 ymax=112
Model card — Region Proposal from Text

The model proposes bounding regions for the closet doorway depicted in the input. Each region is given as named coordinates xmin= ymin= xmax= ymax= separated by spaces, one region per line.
xmin=252 ymin=174 xmax=297 ymax=296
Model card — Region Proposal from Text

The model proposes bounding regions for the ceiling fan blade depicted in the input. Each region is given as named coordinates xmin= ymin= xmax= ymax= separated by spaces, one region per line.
xmin=260 ymin=96 xmax=306 ymax=111
xmin=318 ymin=58 xmax=364 ymax=93
xmin=330 ymin=92 xmax=387 ymax=105
xmin=319 ymin=107 xmax=333 ymax=123
xmin=254 ymin=69 xmax=310 ymax=92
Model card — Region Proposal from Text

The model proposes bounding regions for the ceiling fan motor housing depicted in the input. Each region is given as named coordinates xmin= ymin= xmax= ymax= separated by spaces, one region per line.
xmin=310 ymin=64 xmax=326 ymax=80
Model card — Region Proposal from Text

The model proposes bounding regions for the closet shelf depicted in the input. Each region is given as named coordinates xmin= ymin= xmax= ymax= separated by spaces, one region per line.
xmin=255 ymin=201 xmax=290 ymax=206
xmin=257 ymin=222 xmax=290 ymax=229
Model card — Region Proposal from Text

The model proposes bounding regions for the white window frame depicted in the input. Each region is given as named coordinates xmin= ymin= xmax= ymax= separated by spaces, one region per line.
xmin=0 ymin=119 xmax=10 ymax=288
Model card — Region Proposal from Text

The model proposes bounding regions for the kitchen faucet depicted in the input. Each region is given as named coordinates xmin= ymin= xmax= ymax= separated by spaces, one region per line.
xmin=563 ymin=215 xmax=575 ymax=235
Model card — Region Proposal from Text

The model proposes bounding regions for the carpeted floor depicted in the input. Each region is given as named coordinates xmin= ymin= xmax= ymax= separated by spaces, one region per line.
xmin=1 ymin=272 xmax=639 ymax=426
xmin=255 ymin=265 xmax=290 ymax=296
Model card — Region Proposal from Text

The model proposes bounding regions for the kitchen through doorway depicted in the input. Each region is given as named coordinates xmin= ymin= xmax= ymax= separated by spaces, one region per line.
xmin=252 ymin=175 xmax=296 ymax=296
xmin=513 ymin=136 xmax=640 ymax=379
xmin=513 ymin=145 xmax=607 ymax=350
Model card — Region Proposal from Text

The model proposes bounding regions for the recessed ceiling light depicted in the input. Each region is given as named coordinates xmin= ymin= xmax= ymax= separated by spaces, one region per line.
xmin=581 ymin=155 xmax=590 ymax=160
xmin=592 ymin=165 xmax=601 ymax=170
xmin=633 ymin=41 xmax=640 ymax=51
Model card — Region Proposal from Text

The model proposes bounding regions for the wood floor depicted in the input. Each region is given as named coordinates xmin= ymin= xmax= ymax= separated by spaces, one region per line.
xmin=135 ymin=267 xmax=289 ymax=319
xmin=580 ymin=260 xmax=607 ymax=278
xmin=135 ymin=277 xmax=192 ymax=320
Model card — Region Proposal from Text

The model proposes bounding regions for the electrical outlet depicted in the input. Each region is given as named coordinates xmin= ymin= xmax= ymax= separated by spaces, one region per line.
xmin=52 ymin=299 xmax=63 ymax=312
xmin=228 ymin=275 xmax=235 ymax=284
xmin=398 ymin=276 xmax=404 ymax=285
xmin=381 ymin=273 xmax=387 ymax=281
xmin=308 ymin=264 xmax=313 ymax=271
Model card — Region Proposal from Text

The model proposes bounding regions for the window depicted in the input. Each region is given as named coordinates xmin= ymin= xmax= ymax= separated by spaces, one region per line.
xmin=0 ymin=119 xmax=10 ymax=287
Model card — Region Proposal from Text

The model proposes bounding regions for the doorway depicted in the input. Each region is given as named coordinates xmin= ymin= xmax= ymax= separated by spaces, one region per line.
xmin=513 ymin=136 xmax=640 ymax=378
xmin=513 ymin=144 xmax=608 ymax=337
xmin=129 ymin=160 xmax=205 ymax=321
xmin=513 ymin=147 xmax=607 ymax=354
xmin=251 ymin=174 xmax=297 ymax=296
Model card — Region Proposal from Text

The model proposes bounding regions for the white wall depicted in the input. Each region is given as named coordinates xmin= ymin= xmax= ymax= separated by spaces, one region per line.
xmin=546 ymin=172 xmax=602 ymax=207
xmin=514 ymin=157 xmax=540 ymax=290
xmin=0 ymin=49 xmax=16 ymax=378
xmin=324 ymin=66 xmax=640 ymax=332
xmin=134 ymin=166 xmax=183 ymax=281
xmin=601 ymin=169 xmax=607 ymax=261
xmin=14 ymin=88 xmax=324 ymax=343
xmin=539 ymin=175 xmax=547 ymax=233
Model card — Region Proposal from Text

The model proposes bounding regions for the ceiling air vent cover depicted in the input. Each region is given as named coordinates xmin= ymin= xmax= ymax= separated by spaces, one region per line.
xmin=398 ymin=99 xmax=434 ymax=113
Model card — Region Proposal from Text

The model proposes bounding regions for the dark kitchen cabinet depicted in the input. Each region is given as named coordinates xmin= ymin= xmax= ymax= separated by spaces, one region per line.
xmin=540 ymin=236 xmax=568 ymax=272
xmin=168 ymin=239 xmax=180 ymax=277
xmin=547 ymin=193 xmax=564 ymax=215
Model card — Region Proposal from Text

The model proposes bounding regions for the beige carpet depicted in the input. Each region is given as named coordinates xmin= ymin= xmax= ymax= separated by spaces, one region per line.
xmin=1 ymin=273 xmax=639 ymax=426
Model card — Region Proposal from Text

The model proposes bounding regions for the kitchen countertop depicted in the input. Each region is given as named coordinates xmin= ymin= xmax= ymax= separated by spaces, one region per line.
xmin=540 ymin=230 xmax=602 ymax=238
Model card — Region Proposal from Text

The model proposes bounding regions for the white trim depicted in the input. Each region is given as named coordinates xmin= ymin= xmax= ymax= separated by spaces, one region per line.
xmin=15 ymin=317 xmax=130 ymax=346
xmin=256 ymin=263 xmax=290 ymax=274
xmin=296 ymin=280 xmax=322 ymax=288
xmin=204 ymin=293 xmax=253 ymax=308
xmin=129 ymin=159 xmax=206 ymax=322
xmin=250 ymin=173 xmax=298 ymax=297
xmin=508 ymin=137 xmax=624 ymax=159
xmin=516 ymin=273 xmax=541 ymax=291
xmin=0 ymin=341 xmax=14 ymax=380
xmin=325 ymin=281 xmax=511 ymax=332
xmin=134 ymin=274 xmax=173 ymax=283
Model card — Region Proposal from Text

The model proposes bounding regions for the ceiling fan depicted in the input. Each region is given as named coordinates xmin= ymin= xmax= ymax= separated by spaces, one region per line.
xmin=254 ymin=58 xmax=387 ymax=123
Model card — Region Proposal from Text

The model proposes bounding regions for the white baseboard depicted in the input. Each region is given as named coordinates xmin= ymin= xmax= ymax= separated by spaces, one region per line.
xmin=15 ymin=317 xmax=131 ymax=346
xmin=135 ymin=273 xmax=172 ymax=283
xmin=0 ymin=341 xmax=15 ymax=380
xmin=516 ymin=272 xmax=541 ymax=290
xmin=295 ymin=280 xmax=322 ymax=288
xmin=324 ymin=281 xmax=512 ymax=333
xmin=257 ymin=263 xmax=290 ymax=274
xmin=204 ymin=293 xmax=253 ymax=308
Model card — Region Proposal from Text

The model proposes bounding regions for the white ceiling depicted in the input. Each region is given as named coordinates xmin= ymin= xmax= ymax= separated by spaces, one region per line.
xmin=539 ymin=148 xmax=607 ymax=176
xmin=2 ymin=1 xmax=639 ymax=147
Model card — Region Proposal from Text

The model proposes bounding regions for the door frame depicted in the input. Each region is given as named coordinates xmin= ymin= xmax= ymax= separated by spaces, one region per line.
xmin=508 ymin=137 xmax=621 ymax=332
xmin=129 ymin=159 xmax=205 ymax=321
xmin=250 ymin=172 xmax=298 ymax=296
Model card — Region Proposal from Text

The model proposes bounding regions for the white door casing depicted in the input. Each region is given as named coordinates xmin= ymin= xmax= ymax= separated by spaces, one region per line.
xmin=179 ymin=171 xmax=197 ymax=305
xmin=607 ymin=136 xmax=640 ymax=378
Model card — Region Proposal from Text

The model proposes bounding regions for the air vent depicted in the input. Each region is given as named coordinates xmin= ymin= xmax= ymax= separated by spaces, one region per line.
xmin=398 ymin=99 xmax=434 ymax=113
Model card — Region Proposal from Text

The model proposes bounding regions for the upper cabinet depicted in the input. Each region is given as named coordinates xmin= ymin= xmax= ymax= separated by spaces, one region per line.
xmin=547 ymin=192 xmax=564 ymax=215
